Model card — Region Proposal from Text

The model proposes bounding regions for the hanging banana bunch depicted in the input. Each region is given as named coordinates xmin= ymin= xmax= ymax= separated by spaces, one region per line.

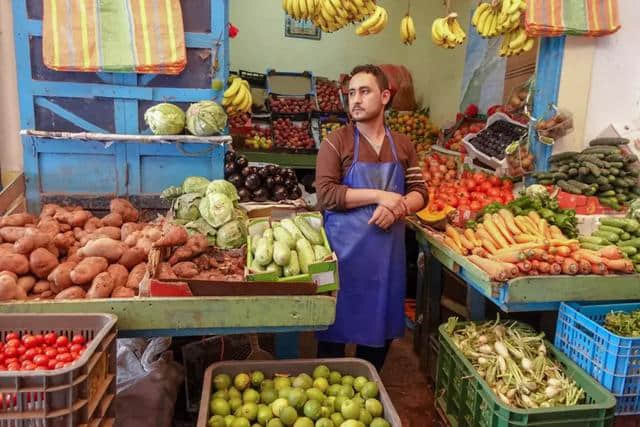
xmin=222 ymin=75 xmax=252 ymax=116
xmin=431 ymin=13 xmax=466 ymax=49
xmin=499 ymin=27 xmax=535 ymax=56
xmin=355 ymin=5 xmax=389 ymax=36
xmin=401 ymin=14 xmax=416 ymax=45
xmin=282 ymin=0 xmax=318 ymax=22
xmin=472 ymin=2 xmax=501 ymax=38
xmin=496 ymin=0 xmax=527 ymax=34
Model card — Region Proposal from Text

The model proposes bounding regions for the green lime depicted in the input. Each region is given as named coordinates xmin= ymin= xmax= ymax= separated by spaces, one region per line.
xmin=313 ymin=378 xmax=329 ymax=393
xmin=231 ymin=417 xmax=251 ymax=427
xmin=214 ymin=374 xmax=232 ymax=391
xmin=323 ymin=396 xmax=336 ymax=412
xmin=267 ymin=420 xmax=284 ymax=427
xmin=334 ymin=396 xmax=348 ymax=413
xmin=230 ymin=397 xmax=243 ymax=412
xmin=360 ymin=383 xmax=378 ymax=399
xmin=351 ymin=396 xmax=364 ymax=409
xmin=257 ymin=405 xmax=273 ymax=425
xmin=319 ymin=406 xmax=332 ymax=419
xmin=229 ymin=387 xmax=242 ymax=400
xmin=235 ymin=408 xmax=243 ymax=417
xmin=240 ymin=403 xmax=258 ymax=421
xmin=327 ymin=384 xmax=342 ymax=397
xmin=315 ymin=418 xmax=333 ymax=427
xmin=330 ymin=413 xmax=344 ymax=427
xmin=313 ymin=365 xmax=330 ymax=379
xmin=341 ymin=399 xmax=360 ymax=420
xmin=369 ymin=418 xmax=390 ymax=427
xmin=211 ymin=398 xmax=231 ymax=417
xmin=271 ymin=398 xmax=289 ymax=417
xmin=274 ymin=377 xmax=292 ymax=391
xmin=252 ymin=424 xmax=262 ymax=427
xmin=358 ymin=409 xmax=372 ymax=425
xmin=212 ymin=79 xmax=224 ymax=91
xmin=305 ymin=388 xmax=326 ymax=403
xmin=213 ymin=390 xmax=229 ymax=400
xmin=293 ymin=373 xmax=314 ymax=390
xmin=329 ymin=371 xmax=342 ymax=385
xmin=364 ymin=399 xmax=383 ymax=418
xmin=279 ymin=406 xmax=298 ymax=426
xmin=208 ymin=415 xmax=226 ymax=427
xmin=235 ymin=374 xmax=251 ymax=391
xmin=261 ymin=388 xmax=278 ymax=405
xmin=293 ymin=417 xmax=314 ymax=427
xmin=353 ymin=377 xmax=368 ymax=392
xmin=224 ymin=415 xmax=236 ymax=427
xmin=338 ymin=385 xmax=354 ymax=398
xmin=261 ymin=379 xmax=275 ymax=391
xmin=341 ymin=376 xmax=354 ymax=387
xmin=279 ymin=387 xmax=293 ymax=400
xmin=244 ymin=389 xmax=261 ymax=404
xmin=252 ymin=371 xmax=265 ymax=387
xmin=339 ymin=421 xmax=364 ymax=427
xmin=303 ymin=399 xmax=322 ymax=420
xmin=287 ymin=388 xmax=308 ymax=410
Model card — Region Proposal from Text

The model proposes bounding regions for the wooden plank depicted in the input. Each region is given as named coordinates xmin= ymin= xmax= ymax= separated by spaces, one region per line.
xmin=0 ymin=296 xmax=336 ymax=333
xmin=0 ymin=172 xmax=26 ymax=214
xmin=505 ymin=274 xmax=640 ymax=304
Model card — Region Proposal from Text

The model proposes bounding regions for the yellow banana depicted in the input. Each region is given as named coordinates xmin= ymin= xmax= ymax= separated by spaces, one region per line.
xmin=450 ymin=18 xmax=466 ymax=42
xmin=522 ymin=37 xmax=535 ymax=52
xmin=509 ymin=28 xmax=526 ymax=49
xmin=406 ymin=15 xmax=416 ymax=42
xmin=472 ymin=3 xmax=490 ymax=27
xmin=329 ymin=0 xmax=348 ymax=18
xmin=501 ymin=0 xmax=512 ymax=15
xmin=223 ymin=77 xmax=242 ymax=100
xmin=356 ymin=5 xmax=383 ymax=35
xmin=519 ymin=0 xmax=527 ymax=11
xmin=477 ymin=7 xmax=493 ymax=35
xmin=488 ymin=12 xmax=498 ymax=36
xmin=299 ymin=0 xmax=308 ymax=19
xmin=322 ymin=0 xmax=337 ymax=18
xmin=509 ymin=10 xmax=521 ymax=24
xmin=368 ymin=7 xmax=387 ymax=34
xmin=231 ymin=88 xmax=247 ymax=108
xmin=352 ymin=0 xmax=365 ymax=7
xmin=508 ymin=0 xmax=521 ymax=14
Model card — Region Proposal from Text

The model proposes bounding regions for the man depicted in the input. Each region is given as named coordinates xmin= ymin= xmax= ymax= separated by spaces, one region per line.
xmin=315 ymin=64 xmax=427 ymax=371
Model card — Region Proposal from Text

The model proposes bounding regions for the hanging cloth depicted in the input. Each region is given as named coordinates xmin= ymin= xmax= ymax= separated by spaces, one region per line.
xmin=43 ymin=0 xmax=187 ymax=74
xmin=525 ymin=0 xmax=621 ymax=37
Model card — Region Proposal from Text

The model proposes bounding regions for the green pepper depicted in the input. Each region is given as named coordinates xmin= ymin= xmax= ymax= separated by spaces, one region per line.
xmin=538 ymin=208 xmax=555 ymax=220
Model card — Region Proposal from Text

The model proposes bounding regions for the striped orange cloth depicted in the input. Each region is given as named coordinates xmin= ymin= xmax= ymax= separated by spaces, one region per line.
xmin=43 ymin=0 xmax=186 ymax=74
xmin=525 ymin=0 xmax=621 ymax=37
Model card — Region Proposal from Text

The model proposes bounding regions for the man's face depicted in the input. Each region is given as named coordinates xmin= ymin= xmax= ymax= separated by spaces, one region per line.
xmin=348 ymin=72 xmax=390 ymax=122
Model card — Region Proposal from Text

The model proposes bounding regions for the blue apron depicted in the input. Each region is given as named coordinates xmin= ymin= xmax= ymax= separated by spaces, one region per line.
xmin=317 ymin=127 xmax=406 ymax=347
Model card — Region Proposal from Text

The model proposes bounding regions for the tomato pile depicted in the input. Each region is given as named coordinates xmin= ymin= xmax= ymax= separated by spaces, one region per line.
xmin=444 ymin=121 xmax=485 ymax=153
xmin=430 ymin=170 xmax=514 ymax=213
xmin=420 ymin=152 xmax=459 ymax=187
xmin=0 ymin=332 xmax=89 ymax=372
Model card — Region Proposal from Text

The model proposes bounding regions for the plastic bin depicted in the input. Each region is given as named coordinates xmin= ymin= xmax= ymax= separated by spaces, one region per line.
xmin=266 ymin=69 xmax=315 ymax=97
xmin=197 ymin=358 xmax=401 ymax=427
xmin=436 ymin=322 xmax=616 ymax=427
xmin=554 ymin=302 xmax=640 ymax=414
xmin=0 ymin=313 xmax=117 ymax=427
xmin=240 ymin=70 xmax=267 ymax=88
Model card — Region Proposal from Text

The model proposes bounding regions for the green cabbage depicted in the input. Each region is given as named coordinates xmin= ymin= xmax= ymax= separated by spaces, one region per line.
xmin=216 ymin=220 xmax=246 ymax=249
xmin=206 ymin=179 xmax=239 ymax=201
xmin=172 ymin=193 xmax=201 ymax=221
xmin=525 ymin=184 xmax=549 ymax=199
xmin=629 ymin=199 xmax=640 ymax=221
xmin=182 ymin=176 xmax=210 ymax=195
xmin=185 ymin=217 xmax=217 ymax=239
xmin=199 ymin=192 xmax=234 ymax=227
xmin=144 ymin=103 xmax=185 ymax=135
xmin=186 ymin=101 xmax=227 ymax=136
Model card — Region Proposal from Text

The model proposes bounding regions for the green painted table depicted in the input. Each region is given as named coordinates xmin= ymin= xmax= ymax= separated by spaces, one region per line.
xmin=238 ymin=150 xmax=317 ymax=169
xmin=0 ymin=296 xmax=336 ymax=357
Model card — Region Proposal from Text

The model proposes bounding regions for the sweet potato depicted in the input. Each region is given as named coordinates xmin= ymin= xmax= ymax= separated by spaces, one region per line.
xmin=53 ymin=232 xmax=76 ymax=251
xmin=0 ymin=227 xmax=27 ymax=243
xmin=0 ymin=253 xmax=30 ymax=275
xmin=135 ymin=238 xmax=153 ymax=254
xmin=33 ymin=280 xmax=51 ymax=294
xmin=73 ymin=227 xmax=87 ymax=241
xmin=101 ymin=213 xmax=123 ymax=228
xmin=126 ymin=263 xmax=147 ymax=290
xmin=110 ymin=198 xmax=139 ymax=222
xmin=111 ymin=286 xmax=135 ymax=298
xmin=142 ymin=226 xmax=163 ymax=242
xmin=55 ymin=209 xmax=92 ymax=227
xmin=40 ymin=204 xmax=60 ymax=218
xmin=14 ymin=229 xmax=52 ymax=254
xmin=0 ymin=213 xmax=36 ymax=227
xmin=157 ymin=263 xmax=177 ymax=280
xmin=153 ymin=224 xmax=188 ymax=248
xmin=48 ymin=261 xmax=77 ymax=293
xmin=78 ymin=237 xmax=125 ymax=262
xmin=121 ymin=222 xmax=144 ymax=242
xmin=0 ymin=275 xmax=22 ymax=301
xmin=37 ymin=218 xmax=61 ymax=237
xmin=124 ymin=231 xmax=141 ymax=247
xmin=117 ymin=247 xmax=147 ymax=270
xmin=107 ymin=264 xmax=129 ymax=288
xmin=59 ymin=223 xmax=71 ymax=233
xmin=17 ymin=275 xmax=37 ymax=293
xmin=173 ymin=262 xmax=199 ymax=278
xmin=86 ymin=272 xmax=115 ymax=299
xmin=65 ymin=251 xmax=83 ymax=264
xmin=84 ymin=217 xmax=103 ymax=233
xmin=169 ymin=234 xmax=208 ymax=265
xmin=94 ymin=226 xmax=122 ymax=241
xmin=29 ymin=248 xmax=59 ymax=279
xmin=55 ymin=286 xmax=86 ymax=300
xmin=0 ymin=243 xmax=15 ymax=254
xmin=45 ymin=243 xmax=60 ymax=259
xmin=70 ymin=257 xmax=108 ymax=285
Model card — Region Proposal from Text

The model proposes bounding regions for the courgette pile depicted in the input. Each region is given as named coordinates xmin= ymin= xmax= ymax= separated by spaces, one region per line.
xmin=534 ymin=138 xmax=640 ymax=210
xmin=579 ymin=217 xmax=640 ymax=272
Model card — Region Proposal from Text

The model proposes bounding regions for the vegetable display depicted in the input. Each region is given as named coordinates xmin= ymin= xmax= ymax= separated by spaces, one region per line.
xmin=444 ymin=317 xmax=585 ymax=409
xmin=604 ymin=310 xmax=640 ymax=337
xmin=579 ymin=216 xmax=640 ymax=272
xmin=0 ymin=331 xmax=90 ymax=371
xmin=535 ymin=140 xmax=640 ymax=210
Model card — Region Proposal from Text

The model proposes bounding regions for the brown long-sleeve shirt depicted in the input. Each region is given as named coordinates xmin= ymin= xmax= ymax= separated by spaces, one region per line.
xmin=315 ymin=124 xmax=428 ymax=211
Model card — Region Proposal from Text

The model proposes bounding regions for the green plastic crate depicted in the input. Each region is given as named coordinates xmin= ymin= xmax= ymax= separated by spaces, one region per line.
xmin=435 ymin=322 xmax=616 ymax=427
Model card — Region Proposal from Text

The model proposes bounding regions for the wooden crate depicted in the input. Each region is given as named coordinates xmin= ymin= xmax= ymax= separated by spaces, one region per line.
xmin=0 ymin=171 xmax=26 ymax=215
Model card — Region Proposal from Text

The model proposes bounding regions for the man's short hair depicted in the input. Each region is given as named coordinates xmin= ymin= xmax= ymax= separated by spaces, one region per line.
xmin=349 ymin=64 xmax=390 ymax=92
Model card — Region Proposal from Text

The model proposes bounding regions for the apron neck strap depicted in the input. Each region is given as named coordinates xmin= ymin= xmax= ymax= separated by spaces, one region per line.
xmin=353 ymin=126 xmax=399 ymax=163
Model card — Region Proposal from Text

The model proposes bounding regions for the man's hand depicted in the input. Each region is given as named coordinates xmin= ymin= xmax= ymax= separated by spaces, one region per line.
xmin=376 ymin=191 xmax=405 ymax=218
xmin=368 ymin=205 xmax=396 ymax=230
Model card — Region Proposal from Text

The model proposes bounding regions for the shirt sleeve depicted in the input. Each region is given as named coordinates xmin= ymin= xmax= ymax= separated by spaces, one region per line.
xmin=404 ymin=141 xmax=428 ymax=207
xmin=315 ymin=136 xmax=348 ymax=211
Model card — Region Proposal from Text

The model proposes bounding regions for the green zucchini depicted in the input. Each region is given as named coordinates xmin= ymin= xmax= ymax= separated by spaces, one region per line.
xmin=606 ymin=154 xmax=625 ymax=162
xmin=568 ymin=168 xmax=578 ymax=177
xmin=558 ymin=165 xmax=570 ymax=173
xmin=618 ymin=238 xmax=640 ymax=248
xmin=567 ymin=180 xmax=590 ymax=191
xmin=550 ymin=151 xmax=578 ymax=162
xmin=601 ymin=218 xmax=635 ymax=231
xmin=294 ymin=216 xmax=324 ymax=245
xmin=578 ymin=167 xmax=588 ymax=177
xmin=619 ymin=246 xmax=638 ymax=256
xmin=620 ymin=232 xmax=632 ymax=241
xmin=584 ymin=185 xmax=598 ymax=196
xmin=283 ymin=250 xmax=301 ymax=277
xmin=598 ymin=225 xmax=624 ymax=235
xmin=607 ymin=175 xmax=617 ymax=183
xmin=296 ymin=238 xmax=315 ymax=274
xmin=609 ymin=167 xmax=620 ymax=176
xmin=580 ymin=242 xmax=605 ymax=251
xmin=624 ymin=154 xmax=639 ymax=163
xmin=596 ymin=176 xmax=610 ymax=186
xmin=583 ymin=146 xmax=621 ymax=154
xmin=557 ymin=180 xmax=582 ymax=194
xmin=598 ymin=190 xmax=616 ymax=197
xmin=616 ymin=193 xmax=629 ymax=202
xmin=553 ymin=172 xmax=569 ymax=181
xmin=592 ymin=230 xmax=620 ymax=242
xmin=599 ymin=197 xmax=621 ymax=210
xmin=579 ymin=236 xmax=610 ymax=246
xmin=615 ymin=178 xmax=631 ymax=188
xmin=589 ymin=137 xmax=629 ymax=146
xmin=585 ymin=162 xmax=601 ymax=177
xmin=632 ymin=253 xmax=640 ymax=263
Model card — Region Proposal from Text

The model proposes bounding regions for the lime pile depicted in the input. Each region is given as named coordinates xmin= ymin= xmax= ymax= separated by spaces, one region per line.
xmin=207 ymin=365 xmax=391 ymax=427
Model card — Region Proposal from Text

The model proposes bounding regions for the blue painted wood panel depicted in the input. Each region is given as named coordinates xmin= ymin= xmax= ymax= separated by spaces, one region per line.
xmin=13 ymin=0 xmax=229 ymax=212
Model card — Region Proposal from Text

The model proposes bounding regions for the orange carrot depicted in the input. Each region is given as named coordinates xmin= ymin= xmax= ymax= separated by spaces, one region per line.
xmin=591 ymin=263 xmax=608 ymax=275
xmin=458 ymin=234 xmax=475 ymax=251
xmin=527 ymin=248 xmax=547 ymax=260
xmin=492 ymin=214 xmax=516 ymax=245
xmin=443 ymin=236 xmax=463 ymax=255
xmin=516 ymin=260 xmax=532 ymax=273
xmin=550 ymin=263 xmax=562 ymax=275
xmin=598 ymin=246 xmax=624 ymax=260
xmin=514 ymin=234 xmax=541 ymax=244
xmin=569 ymin=243 xmax=581 ymax=252
xmin=468 ymin=255 xmax=508 ymax=281
xmin=575 ymin=249 xmax=605 ymax=264
xmin=490 ymin=250 xmax=526 ymax=263
xmin=550 ymin=239 xmax=579 ymax=246
xmin=549 ymin=225 xmax=565 ymax=240
xmin=446 ymin=225 xmax=464 ymax=250
xmin=499 ymin=209 xmax=521 ymax=236
xmin=483 ymin=214 xmax=509 ymax=249
xmin=528 ymin=211 xmax=542 ymax=230
xmin=495 ymin=261 xmax=519 ymax=278
xmin=578 ymin=259 xmax=591 ymax=274
xmin=476 ymin=228 xmax=499 ymax=253
xmin=554 ymin=255 xmax=566 ymax=264
xmin=531 ymin=259 xmax=541 ymax=270
xmin=472 ymin=247 xmax=488 ymax=257
xmin=464 ymin=229 xmax=480 ymax=247
xmin=538 ymin=262 xmax=551 ymax=274
xmin=562 ymin=258 xmax=578 ymax=275
xmin=555 ymin=246 xmax=572 ymax=257
xmin=529 ymin=269 xmax=540 ymax=276
xmin=603 ymin=258 xmax=635 ymax=273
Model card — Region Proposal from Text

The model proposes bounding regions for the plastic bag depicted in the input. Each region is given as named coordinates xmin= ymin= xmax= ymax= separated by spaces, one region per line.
xmin=505 ymin=137 xmax=535 ymax=177
xmin=536 ymin=107 xmax=574 ymax=140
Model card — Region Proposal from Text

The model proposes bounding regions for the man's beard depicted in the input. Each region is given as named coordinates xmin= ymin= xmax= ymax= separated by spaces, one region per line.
xmin=351 ymin=107 xmax=382 ymax=122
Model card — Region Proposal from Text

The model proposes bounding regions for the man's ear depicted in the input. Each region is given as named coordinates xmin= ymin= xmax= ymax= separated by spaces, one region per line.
xmin=381 ymin=89 xmax=392 ymax=107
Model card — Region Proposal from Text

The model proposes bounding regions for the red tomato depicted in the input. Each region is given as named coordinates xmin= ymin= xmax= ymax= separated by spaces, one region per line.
xmin=471 ymin=192 xmax=484 ymax=201
xmin=44 ymin=333 xmax=57 ymax=346
xmin=24 ymin=349 xmax=37 ymax=361
xmin=71 ymin=335 xmax=85 ymax=346
xmin=33 ymin=355 xmax=48 ymax=367
xmin=4 ymin=347 xmax=17 ymax=358
xmin=6 ymin=339 xmax=20 ymax=348
xmin=16 ymin=346 xmax=26 ymax=356
xmin=5 ymin=333 xmax=19 ymax=342
xmin=470 ymin=201 xmax=482 ymax=211
xmin=488 ymin=176 xmax=501 ymax=186
xmin=7 ymin=363 xmax=20 ymax=371
xmin=48 ymin=359 xmax=57 ymax=369
xmin=55 ymin=336 xmax=69 ymax=347
xmin=0 ymin=365 xmax=6 ymax=371
xmin=459 ymin=197 xmax=471 ymax=207
xmin=463 ymin=179 xmax=476 ymax=191
xmin=56 ymin=353 xmax=72 ymax=363
xmin=456 ymin=189 xmax=470 ymax=200
xmin=21 ymin=335 xmax=36 ymax=348
xmin=44 ymin=348 xmax=58 ymax=358
xmin=445 ymin=196 xmax=459 ymax=208
xmin=472 ymin=171 xmax=486 ymax=183
xmin=34 ymin=335 xmax=44 ymax=346
xmin=22 ymin=363 xmax=35 ymax=371
xmin=433 ymin=200 xmax=445 ymax=211
xmin=54 ymin=362 xmax=65 ymax=369
xmin=458 ymin=203 xmax=470 ymax=213
xmin=5 ymin=357 xmax=18 ymax=365
xmin=502 ymin=180 xmax=513 ymax=190
xmin=57 ymin=347 xmax=69 ymax=354
xmin=479 ymin=182 xmax=493 ymax=193
xmin=70 ymin=352 xmax=79 ymax=360
xmin=70 ymin=344 xmax=83 ymax=353
xmin=487 ymin=188 xmax=501 ymax=198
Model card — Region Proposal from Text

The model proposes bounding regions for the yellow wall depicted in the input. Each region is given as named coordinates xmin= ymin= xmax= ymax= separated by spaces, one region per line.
xmin=0 ymin=2 xmax=21 ymax=172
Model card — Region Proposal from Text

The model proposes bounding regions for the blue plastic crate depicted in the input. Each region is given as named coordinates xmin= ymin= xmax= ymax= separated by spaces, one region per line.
xmin=554 ymin=302 xmax=640 ymax=415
